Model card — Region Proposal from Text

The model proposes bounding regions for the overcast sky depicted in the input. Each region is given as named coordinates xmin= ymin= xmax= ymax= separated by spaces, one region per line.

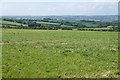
xmin=0 ymin=0 xmax=119 ymax=16
xmin=1 ymin=0 xmax=119 ymax=2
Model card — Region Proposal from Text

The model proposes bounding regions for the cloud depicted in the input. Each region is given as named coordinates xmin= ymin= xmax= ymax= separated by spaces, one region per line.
xmin=1 ymin=2 xmax=118 ymax=16
xmin=93 ymin=0 xmax=119 ymax=2
xmin=1 ymin=0 xmax=119 ymax=2
xmin=28 ymin=8 xmax=32 ymax=10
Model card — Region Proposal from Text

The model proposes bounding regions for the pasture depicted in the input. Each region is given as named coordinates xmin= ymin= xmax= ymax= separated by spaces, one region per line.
xmin=2 ymin=29 xmax=118 ymax=78
xmin=36 ymin=22 xmax=60 ymax=25
xmin=1 ymin=21 xmax=27 ymax=26
xmin=81 ymin=22 xmax=99 ymax=27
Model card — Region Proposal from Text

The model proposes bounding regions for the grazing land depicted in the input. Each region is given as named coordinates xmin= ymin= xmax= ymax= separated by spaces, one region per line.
xmin=2 ymin=29 xmax=118 ymax=78
xmin=2 ymin=21 xmax=27 ymax=27
xmin=81 ymin=22 xmax=99 ymax=27
xmin=36 ymin=22 xmax=60 ymax=25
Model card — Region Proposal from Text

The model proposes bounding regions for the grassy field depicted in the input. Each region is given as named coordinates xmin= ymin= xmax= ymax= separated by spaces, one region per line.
xmin=2 ymin=29 xmax=118 ymax=78
xmin=60 ymin=25 xmax=74 ymax=28
xmin=36 ymin=22 xmax=60 ymax=25
xmin=1 ymin=21 xmax=28 ymax=26
xmin=82 ymin=22 xmax=99 ymax=27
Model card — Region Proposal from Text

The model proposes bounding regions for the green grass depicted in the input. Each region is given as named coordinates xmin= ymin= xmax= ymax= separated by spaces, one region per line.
xmin=36 ymin=22 xmax=60 ymax=25
xmin=60 ymin=25 xmax=74 ymax=27
xmin=82 ymin=22 xmax=99 ymax=27
xmin=2 ymin=29 xmax=118 ymax=78
xmin=1 ymin=21 xmax=28 ymax=26
xmin=37 ymin=22 xmax=74 ymax=27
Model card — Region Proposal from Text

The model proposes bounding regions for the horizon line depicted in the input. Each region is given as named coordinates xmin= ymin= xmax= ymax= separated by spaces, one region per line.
xmin=1 ymin=15 xmax=118 ymax=16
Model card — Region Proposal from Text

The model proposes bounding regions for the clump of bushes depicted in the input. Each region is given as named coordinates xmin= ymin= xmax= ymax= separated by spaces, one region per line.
xmin=77 ymin=28 xmax=117 ymax=32
xmin=61 ymin=27 xmax=72 ymax=30
xmin=47 ymin=27 xmax=58 ymax=30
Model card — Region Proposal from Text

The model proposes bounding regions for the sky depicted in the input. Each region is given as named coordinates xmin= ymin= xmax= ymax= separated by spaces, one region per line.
xmin=0 ymin=0 xmax=119 ymax=16
xmin=1 ymin=0 xmax=119 ymax=2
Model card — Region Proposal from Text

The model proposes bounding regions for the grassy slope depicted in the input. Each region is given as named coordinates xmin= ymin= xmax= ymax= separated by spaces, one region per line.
xmin=37 ymin=22 xmax=74 ymax=27
xmin=2 ymin=29 xmax=118 ymax=78
xmin=36 ymin=22 xmax=60 ymax=25
xmin=1 ymin=21 xmax=99 ymax=28
xmin=1 ymin=21 xmax=28 ymax=26
xmin=60 ymin=25 xmax=74 ymax=27
xmin=68 ymin=20 xmax=99 ymax=27
xmin=82 ymin=22 xmax=99 ymax=27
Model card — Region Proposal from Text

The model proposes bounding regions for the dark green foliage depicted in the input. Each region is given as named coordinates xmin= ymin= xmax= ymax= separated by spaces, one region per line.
xmin=61 ymin=27 xmax=72 ymax=30
xmin=47 ymin=27 xmax=58 ymax=30
xmin=77 ymin=28 xmax=118 ymax=32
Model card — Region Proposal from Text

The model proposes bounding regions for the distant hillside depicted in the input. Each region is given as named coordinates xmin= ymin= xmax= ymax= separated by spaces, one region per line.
xmin=2 ymin=15 xmax=117 ymax=22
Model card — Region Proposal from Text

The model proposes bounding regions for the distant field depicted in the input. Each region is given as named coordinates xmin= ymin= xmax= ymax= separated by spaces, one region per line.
xmin=82 ymin=22 xmax=99 ymax=27
xmin=2 ymin=29 xmax=118 ymax=78
xmin=36 ymin=22 xmax=60 ymax=25
xmin=1 ymin=21 xmax=28 ymax=26
xmin=60 ymin=25 xmax=74 ymax=27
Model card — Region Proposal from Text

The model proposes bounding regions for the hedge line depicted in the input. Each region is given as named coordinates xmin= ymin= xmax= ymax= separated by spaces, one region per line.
xmin=77 ymin=28 xmax=119 ymax=32
xmin=2 ymin=26 xmax=119 ymax=32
